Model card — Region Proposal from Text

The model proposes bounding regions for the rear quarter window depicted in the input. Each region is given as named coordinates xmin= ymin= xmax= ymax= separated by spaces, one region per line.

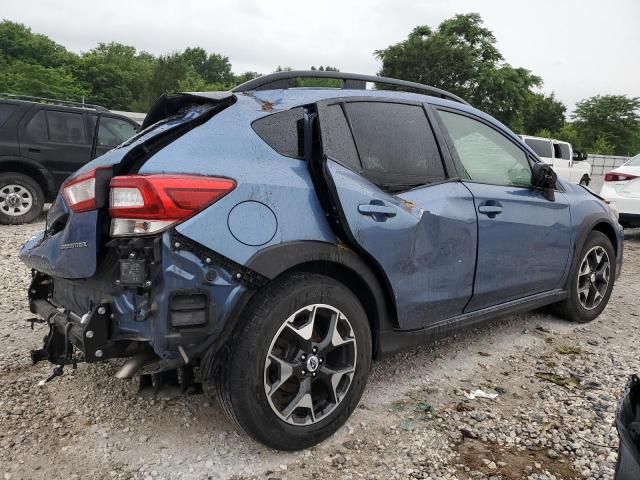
xmin=0 ymin=103 xmax=19 ymax=128
xmin=252 ymin=107 xmax=304 ymax=159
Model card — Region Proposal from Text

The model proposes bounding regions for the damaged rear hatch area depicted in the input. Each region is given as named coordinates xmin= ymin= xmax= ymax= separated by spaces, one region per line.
xmin=20 ymin=92 xmax=235 ymax=279
xmin=18 ymin=92 xmax=236 ymax=370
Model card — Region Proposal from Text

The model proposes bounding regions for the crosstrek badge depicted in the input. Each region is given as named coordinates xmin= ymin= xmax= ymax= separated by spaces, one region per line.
xmin=60 ymin=241 xmax=88 ymax=250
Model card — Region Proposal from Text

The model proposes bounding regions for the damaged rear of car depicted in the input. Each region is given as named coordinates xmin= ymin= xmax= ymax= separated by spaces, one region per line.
xmin=21 ymin=92 xmax=246 ymax=379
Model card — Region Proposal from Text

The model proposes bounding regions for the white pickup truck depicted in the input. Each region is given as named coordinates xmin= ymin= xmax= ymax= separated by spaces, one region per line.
xmin=520 ymin=135 xmax=591 ymax=186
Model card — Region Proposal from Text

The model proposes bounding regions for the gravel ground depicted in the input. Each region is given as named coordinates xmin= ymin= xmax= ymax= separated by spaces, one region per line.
xmin=0 ymin=219 xmax=639 ymax=480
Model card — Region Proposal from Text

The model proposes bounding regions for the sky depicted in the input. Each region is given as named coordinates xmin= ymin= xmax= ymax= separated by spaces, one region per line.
xmin=3 ymin=0 xmax=640 ymax=113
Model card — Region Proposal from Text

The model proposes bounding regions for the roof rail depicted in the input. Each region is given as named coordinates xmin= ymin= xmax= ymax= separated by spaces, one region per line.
xmin=231 ymin=70 xmax=469 ymax=105
xmin=0 ymin=93 xmax=109 ymax=112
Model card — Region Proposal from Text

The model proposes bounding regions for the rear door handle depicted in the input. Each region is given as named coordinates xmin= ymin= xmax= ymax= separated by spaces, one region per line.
xmin=358 ymin=201 xmax=397 ymax=221
xmin=28 ymin=147 xmax=41 ymax=153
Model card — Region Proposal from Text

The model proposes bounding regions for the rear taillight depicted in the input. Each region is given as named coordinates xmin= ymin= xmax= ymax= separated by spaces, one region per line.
xmin=109 ymin=174 xmax=235 ymax=236
xmin=62 ymin=168 xmax=105 ymax=213
xmin=604 ymin=172 xmax=638 ymax=182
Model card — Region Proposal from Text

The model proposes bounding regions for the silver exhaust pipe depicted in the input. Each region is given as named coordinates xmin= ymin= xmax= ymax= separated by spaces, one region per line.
xmin=115 ymin=351 xmax=158 ymax=379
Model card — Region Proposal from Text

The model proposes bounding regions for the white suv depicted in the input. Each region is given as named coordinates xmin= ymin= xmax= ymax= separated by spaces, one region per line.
xmin=600 ymin=153 xmax=640 ymax=228
xmin=521 ymin=135 xmax=591 ymax=185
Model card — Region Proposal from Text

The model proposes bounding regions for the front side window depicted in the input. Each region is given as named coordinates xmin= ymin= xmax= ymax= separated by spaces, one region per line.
xmin=98 ymin=116 xmax=137 ymax=147
xmin=320 ymin=104 xmax=361 ymax=172
xmin=439 ymin=110 xmax=532 ymax=187
xmin=46 ymin=110 xmax=86 ymax=144
xmin=344 ymin=102 xmax=445 ymax=189
xmin=554 ymin=143 xmax=571 ymax=160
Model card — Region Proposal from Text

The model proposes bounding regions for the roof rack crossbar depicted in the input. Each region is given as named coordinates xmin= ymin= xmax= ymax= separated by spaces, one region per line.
xmin=0 ymin=93 xmax=109 ymax=112
xmin=231 ymin=70 xmax=469 ymax=105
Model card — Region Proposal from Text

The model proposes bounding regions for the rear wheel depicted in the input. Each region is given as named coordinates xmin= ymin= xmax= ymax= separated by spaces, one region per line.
xmin=0 ymin=172 xmax=44 ymax=224
xmin=212 ymin=272 xmax=371 ymax=450
xmin=551 ymin=231 xmax=615 ymax=323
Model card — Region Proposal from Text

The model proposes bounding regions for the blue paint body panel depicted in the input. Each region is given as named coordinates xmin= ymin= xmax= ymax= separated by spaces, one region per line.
xmin=462 ymin=182 xmax=572 ymax=311
xmin=326 ymin=160 xmax=477 ymax=330
xmin=17 ymin=87 xmax=625 ymax=362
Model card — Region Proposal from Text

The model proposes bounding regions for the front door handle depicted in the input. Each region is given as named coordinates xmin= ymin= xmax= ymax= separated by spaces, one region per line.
xmin=28 ymin=147 xmax=41 ymax=153
xmin=358 ymin=201 xmax=397 ymax=221
xmin=478 ymin=205 xmax=503 ymax=215
xmin=478 ymin=201 xmax=503 ymax=217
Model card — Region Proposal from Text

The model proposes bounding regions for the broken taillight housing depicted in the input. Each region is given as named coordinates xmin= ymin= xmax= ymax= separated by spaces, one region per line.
xmin=604 ymin=172 xmax=638 ymax=182
xmin=109 ymin=174 xmax=236 ymax=236
xmin=62 ymin=167 xmax=110 ymax=213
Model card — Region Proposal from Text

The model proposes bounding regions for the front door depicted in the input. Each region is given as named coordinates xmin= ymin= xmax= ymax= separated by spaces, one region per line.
xmin=314 ymin=99 xmax=478 ymax=330
xmin=436 ymin=108 xmax=572 ymax=311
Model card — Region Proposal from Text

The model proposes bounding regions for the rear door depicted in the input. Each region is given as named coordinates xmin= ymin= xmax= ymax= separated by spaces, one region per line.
xmin=315 ymin=99 xmax=478 ymax=330
xmin=435 ymin=108 xmax=572 ymax=310
xmin=18 ymin=107 xmax=93 ymax=188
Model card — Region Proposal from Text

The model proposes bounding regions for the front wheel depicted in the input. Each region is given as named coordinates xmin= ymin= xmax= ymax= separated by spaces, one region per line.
xmin=551 ymin=231 xmax=615 ymax=323
xmin=579 ymin=175 xmax=590 ymax=186
xmin=212 ymin=272 xmax=372 ymax=450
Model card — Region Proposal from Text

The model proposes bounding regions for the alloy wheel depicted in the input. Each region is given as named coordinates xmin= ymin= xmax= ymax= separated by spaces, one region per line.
xmin=577 ymin=246 xmax=610 ymax=310
xmin=0 ymin=184 xmax=33 ymax=217
xmin=264 ymin=304 xmax=357 ymax=426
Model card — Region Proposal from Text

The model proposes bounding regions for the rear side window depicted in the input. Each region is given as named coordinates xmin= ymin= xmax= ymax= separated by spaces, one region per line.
xmin=321 ymin=104 xmax=360 ymax=172
xmin=46 ymin=110 xmax=86 ymax=144
xmin=524 ymin=138 xmax=552 ymax=158
xmin=344 ymin=102 xmax=445 ymax=188
xmin=25 ymin=110 xmax=47 ymax=141
xmin=252 ymin=107 xmax=304 ymax=159
xmin=0 ymin=103 xmax=18 ymax=127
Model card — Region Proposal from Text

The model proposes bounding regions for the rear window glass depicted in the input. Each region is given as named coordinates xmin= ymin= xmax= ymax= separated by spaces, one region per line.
xmin=252 ymin=107 xmax=304 ymax=159
xmin=524 ymin=138 xmax=552 ymax=158
xmin=344 ymin=102 xmax=445 ymax=187
xmin=0 ymin=103 xmax=18 ymax=127
xmin=46 ymin=110 xmax=86 ymax=144
xmin=321 ymin=104 xmax=360 ymax=172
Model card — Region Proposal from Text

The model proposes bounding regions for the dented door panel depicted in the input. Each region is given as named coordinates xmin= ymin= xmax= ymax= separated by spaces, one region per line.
xmin=326 ymin=160 xmax=477 ymax=330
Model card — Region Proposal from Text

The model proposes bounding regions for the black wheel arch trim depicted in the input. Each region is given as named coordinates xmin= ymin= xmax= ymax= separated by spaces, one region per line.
xmin=246 ymin=239 xmax=397 ymax=357
xmin=570 ymin=214 xmax=621 ymax=286
xmin=0 ymin=155 xmax=56 ymax=198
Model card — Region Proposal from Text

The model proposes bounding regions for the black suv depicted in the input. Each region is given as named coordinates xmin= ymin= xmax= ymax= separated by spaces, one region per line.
xmin=0 ymin=95 xmax=139 ymax=224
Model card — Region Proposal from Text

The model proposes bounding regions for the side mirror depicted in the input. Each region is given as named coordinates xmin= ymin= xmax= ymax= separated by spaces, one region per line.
xmin=531 ymin=163 xmax=557 ymax=201
xmin=581 ymin=152 xmax=588 ymax=161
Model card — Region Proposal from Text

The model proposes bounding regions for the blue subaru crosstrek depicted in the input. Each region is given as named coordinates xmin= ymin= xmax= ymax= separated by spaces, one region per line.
xmin=19 ymin=71 xmax=623 ymax=450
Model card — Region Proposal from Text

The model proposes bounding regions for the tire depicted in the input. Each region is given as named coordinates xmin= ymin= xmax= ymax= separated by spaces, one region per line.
xmin=0 ymin=172 xmax=45 ymax=225
xmin=551 ymin=231 xmax=616 ymax=323
xmin=212 ymin=272 xmax=372 ymax=450
xmin=579 ymin=175 xmax=590 ymax=186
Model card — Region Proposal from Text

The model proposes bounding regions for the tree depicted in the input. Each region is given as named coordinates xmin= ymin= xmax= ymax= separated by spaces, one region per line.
xmin=572 ymin=95 xmax=640 ymax=155
xmin=0 ymin=60 xmax=87 ymax=100
xmin=375 ymin=13 xmax=541 ymax=128
xmin=520 ymin=93 xmax=566 ymax=135
xmin=76 ymin=43 xmax=156 ymax=110
xmin=0 ymin=20 xmax=77 ymax=68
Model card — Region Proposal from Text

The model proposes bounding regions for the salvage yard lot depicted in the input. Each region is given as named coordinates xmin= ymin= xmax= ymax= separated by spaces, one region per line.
xmin=1 ymin=221 xmax=638 ymax=480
